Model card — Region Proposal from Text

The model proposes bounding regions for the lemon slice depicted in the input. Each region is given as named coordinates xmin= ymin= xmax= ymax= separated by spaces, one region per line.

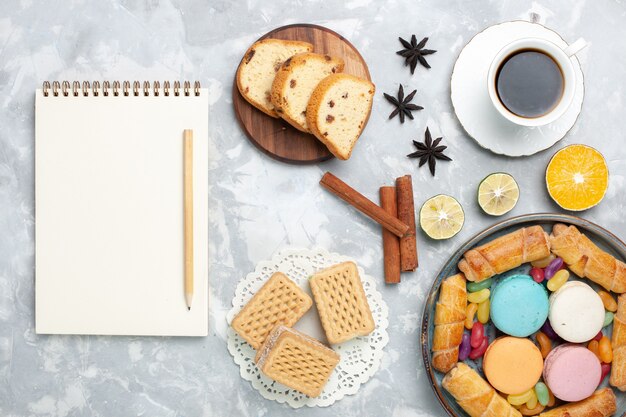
xmin=478 ymin=173 xmax=520 ymax=216
xmin=419 ymin=194 xmax=465 ymax=240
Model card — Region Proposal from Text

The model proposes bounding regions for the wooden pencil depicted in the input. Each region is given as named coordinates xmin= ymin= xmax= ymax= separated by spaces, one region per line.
xmin=183 ymin=129 xmax=194 ymax=310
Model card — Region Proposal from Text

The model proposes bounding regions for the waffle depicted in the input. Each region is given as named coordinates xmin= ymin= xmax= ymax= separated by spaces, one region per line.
xmin=231 ymin=272 xmax=312 ymax=350
xmin=309 ymin=261 xmax=375 ymax=344
xmin=256 ymin=325 xmax=340 ymax=397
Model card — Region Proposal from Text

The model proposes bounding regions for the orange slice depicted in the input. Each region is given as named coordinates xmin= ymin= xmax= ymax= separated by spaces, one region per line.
xmin=545 ymin=144 xmax=608 ymax=211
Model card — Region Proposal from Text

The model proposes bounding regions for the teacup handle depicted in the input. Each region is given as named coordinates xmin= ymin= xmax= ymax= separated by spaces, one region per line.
xmin=564 ymin=38 xmax=587 ymax=57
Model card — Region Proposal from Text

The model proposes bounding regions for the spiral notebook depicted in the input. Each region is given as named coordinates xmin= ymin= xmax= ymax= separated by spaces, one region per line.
xmin=35 ymin=80 xmax=209 ymax=336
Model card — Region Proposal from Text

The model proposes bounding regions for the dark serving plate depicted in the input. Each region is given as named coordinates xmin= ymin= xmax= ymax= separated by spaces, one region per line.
xmin=421 ymin=213 xmax=626 ymax=417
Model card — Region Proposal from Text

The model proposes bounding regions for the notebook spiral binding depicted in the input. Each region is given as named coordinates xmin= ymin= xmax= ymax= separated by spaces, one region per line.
xmin=42 ymin=80 xmax=201 ymax=97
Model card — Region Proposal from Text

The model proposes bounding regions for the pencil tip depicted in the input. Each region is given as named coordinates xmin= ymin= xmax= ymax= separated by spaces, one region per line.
xmin=188 ymin=307 xmax=191 ymax=311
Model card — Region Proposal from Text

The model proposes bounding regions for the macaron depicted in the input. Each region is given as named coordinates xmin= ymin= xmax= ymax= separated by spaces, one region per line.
xmin=543 ymin=343 xmax=601 ymax=401
xmin=483 ymin=336 xmax=543 ymax=395
xmin=549 ymin=281 xmax=605 ymax=343
xmin=490 ymin=274 xmax=549 ymax=337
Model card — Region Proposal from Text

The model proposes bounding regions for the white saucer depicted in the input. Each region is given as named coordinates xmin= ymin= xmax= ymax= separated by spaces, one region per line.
xmin=451 ymin=21 xmax=584 ymax=157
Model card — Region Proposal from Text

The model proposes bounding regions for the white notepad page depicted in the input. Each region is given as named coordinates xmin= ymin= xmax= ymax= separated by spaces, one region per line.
xmin=35 ymin=86 xmax=209 ymax=336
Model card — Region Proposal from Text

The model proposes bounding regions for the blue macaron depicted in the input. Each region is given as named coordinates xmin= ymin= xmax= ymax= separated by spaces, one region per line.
xmin=490 ymin=274 xmax=549 ymax=337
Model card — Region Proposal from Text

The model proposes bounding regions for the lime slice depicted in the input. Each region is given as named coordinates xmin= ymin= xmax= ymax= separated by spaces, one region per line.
xmin=478 ymin=173 xmax=520 ymax=216
xmin=419 ymin=194 xmax=465 ymax=240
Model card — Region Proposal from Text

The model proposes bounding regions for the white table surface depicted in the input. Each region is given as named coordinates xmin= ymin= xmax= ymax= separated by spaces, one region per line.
xmin=1 ymin=0 xmax=625 ymax=416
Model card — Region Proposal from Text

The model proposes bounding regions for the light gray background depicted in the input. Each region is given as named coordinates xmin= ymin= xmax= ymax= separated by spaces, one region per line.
xmin=1 ymin=0 xmax=625 ymax=416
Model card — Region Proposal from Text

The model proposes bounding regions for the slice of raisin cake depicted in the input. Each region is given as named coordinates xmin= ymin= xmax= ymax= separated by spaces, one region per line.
xmin=306 ymin=74 xmax=375 ymax=160
xmin=270 ymin=53 xmax=344 ymax=132
xmin=236 ymin=39 xmax=313 ymax=117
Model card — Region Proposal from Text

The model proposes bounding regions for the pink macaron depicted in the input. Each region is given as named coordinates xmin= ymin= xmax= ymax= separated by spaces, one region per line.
xmin=543 ymin=344 xmax=601 ymax=402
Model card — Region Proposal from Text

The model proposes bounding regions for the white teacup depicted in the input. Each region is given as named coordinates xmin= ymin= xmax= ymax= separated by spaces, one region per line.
xmin=487 ymin=37 xmax=587 ymax=127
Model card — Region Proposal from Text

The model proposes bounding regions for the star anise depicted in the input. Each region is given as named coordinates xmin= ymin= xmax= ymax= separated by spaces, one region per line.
xmin=396 ymin=35 xmax=437 ymax=74
xmin=407 ymin=127 xmax=452 ymax=176
xmin=383 ymin=84 xmax=423 ymax=123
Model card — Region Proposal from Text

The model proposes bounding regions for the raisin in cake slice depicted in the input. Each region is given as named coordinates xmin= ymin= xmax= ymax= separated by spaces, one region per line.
xmin=270 ymin=53 xmax=344 ymax=132
xmin=306 ymin=74 xmax=375 ymax=160
xmin=236 ymin=39 xmax=313 ymax=118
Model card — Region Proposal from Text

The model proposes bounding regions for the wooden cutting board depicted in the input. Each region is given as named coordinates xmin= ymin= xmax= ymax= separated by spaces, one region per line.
xmin=233 ymin=24 xmax=372 ymax=164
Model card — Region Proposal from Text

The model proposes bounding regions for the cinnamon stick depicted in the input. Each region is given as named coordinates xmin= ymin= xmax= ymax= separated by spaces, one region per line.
xmin=380 ymin=186 xmax=401 ymax=284
xmin=396 ymin=175 xmax=418 ymax=271
xmin=320 ymin=172 xmax=409 ymax=238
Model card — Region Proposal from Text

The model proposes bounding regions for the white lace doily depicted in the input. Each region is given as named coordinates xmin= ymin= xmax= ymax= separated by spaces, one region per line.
xmin=226 ymin=247 xmax=389 ymax=408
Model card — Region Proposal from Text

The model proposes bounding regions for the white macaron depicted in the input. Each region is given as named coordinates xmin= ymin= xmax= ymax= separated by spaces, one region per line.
xmin=549 ymin=281 xmax=605 ymax=343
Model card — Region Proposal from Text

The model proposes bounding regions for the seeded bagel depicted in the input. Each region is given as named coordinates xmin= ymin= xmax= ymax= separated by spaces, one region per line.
xmin=236 ymin=39 xmax=313 ymax=118
xmin=306 ymin=74 xmax=375 ymax=160
xmin=270 ymin=53 xmax=344 ymax=132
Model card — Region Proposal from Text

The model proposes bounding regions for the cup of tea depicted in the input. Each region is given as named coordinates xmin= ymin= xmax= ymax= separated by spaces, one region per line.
xmin=487 ymin=37 xmax=587 ymax=127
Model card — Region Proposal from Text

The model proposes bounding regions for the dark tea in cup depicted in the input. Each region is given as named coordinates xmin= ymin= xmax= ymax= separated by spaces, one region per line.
xmin=487 ymin=37 xmax=585 ymax=127
xmin=495 ymin=49 xmax=564 ymax=118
